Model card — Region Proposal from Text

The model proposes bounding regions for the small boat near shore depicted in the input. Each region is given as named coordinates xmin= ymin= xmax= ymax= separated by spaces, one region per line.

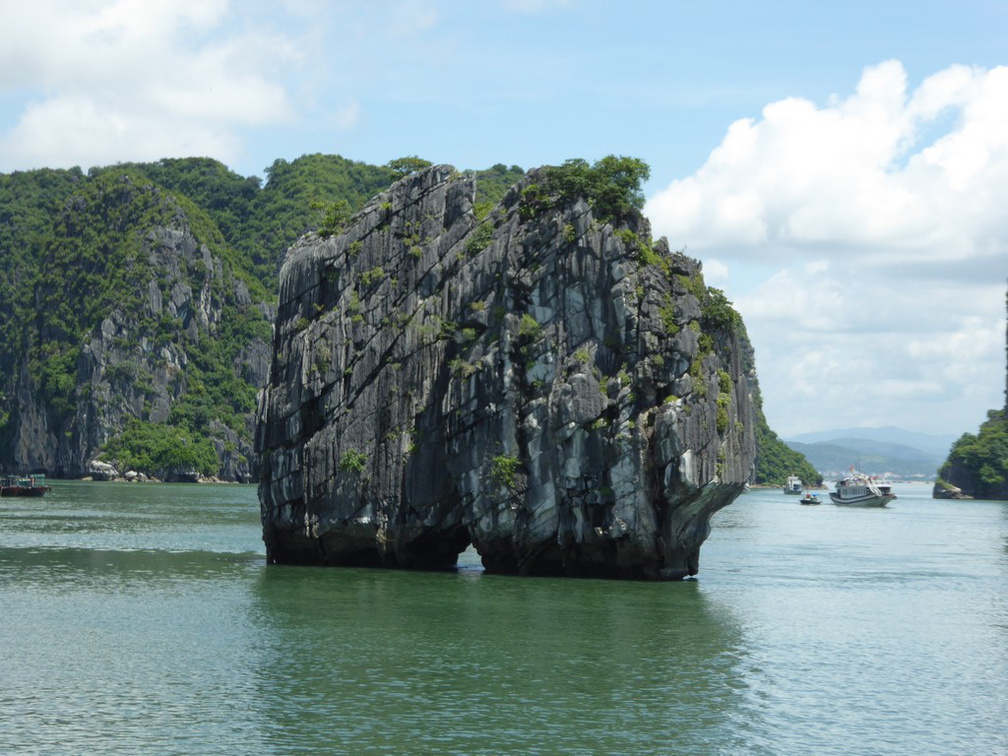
xmin=829 ymin=469 xmax=895 ymax=507
xmin=799 ymin=492 xmax=821 ymax=505
xmin=783 ymin=475 xmax=803 ymax=495
xmin=1 ymin=473 xmax=52 ymax=497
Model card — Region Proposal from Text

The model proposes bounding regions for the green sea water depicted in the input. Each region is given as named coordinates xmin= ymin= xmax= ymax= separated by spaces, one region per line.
xmin=1 ymin=481 xmax=1005 ymax=755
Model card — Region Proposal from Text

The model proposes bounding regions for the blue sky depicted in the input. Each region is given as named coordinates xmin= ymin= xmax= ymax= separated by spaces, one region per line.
xmin=1 ymin=0 xmax=1005 ymax=441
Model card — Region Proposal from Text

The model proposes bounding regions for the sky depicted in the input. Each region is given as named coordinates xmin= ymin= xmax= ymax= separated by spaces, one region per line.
xmin=0 ymin=0 xmax=1005 ymax=441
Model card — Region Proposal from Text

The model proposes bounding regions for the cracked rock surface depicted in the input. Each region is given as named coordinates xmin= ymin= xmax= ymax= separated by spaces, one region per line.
xmin=255 ymin=166 xmax=756 ymax=579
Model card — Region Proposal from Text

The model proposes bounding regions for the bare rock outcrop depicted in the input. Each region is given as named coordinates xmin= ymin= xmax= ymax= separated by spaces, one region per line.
xmin=255 ymin=166 xmax=756 ymax=579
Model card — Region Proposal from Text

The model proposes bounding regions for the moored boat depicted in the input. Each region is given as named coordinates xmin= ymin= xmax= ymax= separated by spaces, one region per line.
xmin=1 ymin=473 xmax=52 ymax=497
xmin=783 ymin=475 xmax=803 ymax=494
xmin=829 ymin=469 xmax=895 ymax=507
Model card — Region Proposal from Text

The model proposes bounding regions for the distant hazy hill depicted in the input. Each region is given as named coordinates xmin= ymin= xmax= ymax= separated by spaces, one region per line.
xmin=785 ymin=427 xmax=957 ymax=480
xmin=787 ymin=427 xmax=956 ymax=457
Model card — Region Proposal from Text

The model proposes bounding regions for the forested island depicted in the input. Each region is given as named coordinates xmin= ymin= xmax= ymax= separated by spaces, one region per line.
xmin=935 ymin=292 xmax=1008 ymax=500
xmin=0 ymin=154 xmax=813 ymax=486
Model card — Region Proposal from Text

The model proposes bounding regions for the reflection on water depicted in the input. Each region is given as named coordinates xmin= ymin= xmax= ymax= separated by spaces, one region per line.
xmin=1 ymin=481 xmax=1006 ymax=754
xmin=249 ymin=565 xmax=751 ymax=754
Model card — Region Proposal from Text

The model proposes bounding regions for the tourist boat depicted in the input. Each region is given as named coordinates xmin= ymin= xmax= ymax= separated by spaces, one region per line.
xmin=0 ymin=473 xmax=52 ymax=497
xmin=799 ymin=492 xmax=821 ymax=505
xmin=829 ymin=469 xmax=895 ymax=507
xmin=783 ymin=475 xmax=803 ymax=494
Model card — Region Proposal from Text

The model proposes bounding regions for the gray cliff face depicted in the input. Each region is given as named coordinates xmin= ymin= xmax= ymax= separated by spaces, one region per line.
xmin=256 ymin=166 xmax=756 ymax=579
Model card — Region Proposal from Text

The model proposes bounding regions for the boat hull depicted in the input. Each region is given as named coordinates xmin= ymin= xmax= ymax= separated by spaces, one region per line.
xmin=1 ymin=485 xmax=51 ymax=497
xmin=828 ymin=492 xmax=893 ymax=507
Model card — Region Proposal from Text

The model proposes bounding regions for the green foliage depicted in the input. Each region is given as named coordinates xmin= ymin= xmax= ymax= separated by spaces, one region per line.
xmin=659 ymin=295 xmax=679 ymax=335
xmin=348 ymin=291 xmax=363 ymax=322
xmin=718 ymin=370 xmax=733 ymax=395
xmin=386 ymin=156 xmax=433 ymax=178
xmin=701 ymin=287 xmax=743 ymax=330
xmin=339 ymin=448 xmax=368 ymax=474
xmin=449 ymin=357 xmax=480 ymax=378
xmin=940 ymin=409 xmax=1008 ymax=497
xmin=247 ymin=154 xmax=399 ymax=288
xmin=314 ymin=198 xmax=352 ymax=237
xmin=490 ymin=454 xmax=521 ymax=490
xmin=716 ymin=393 xmax=731 ymax=434
xmin=518 ymin=313 xmax=542 ymax=341
xmin=96 ymin=157 xmax=260 ymax=242
xmin=543 ymin=155 xmax=650 ymax=223
xmin=637 ymin=242 xmax=669 ymax=274
xmin=519 ymin=182 xmax=547 ymax=220
xmin=689 ymin=358 xmax=707 ymax=399
xmin=474 ymin=163 xmax=525 ymax=209
xmin=360 ymin=266 xmax=385 ymax=287
xmin=385 ymin=156 xmax=433 ymax=177
xmin=697 ymin=333 xmax=714 ymax=356
xmin=100 ymin=420 xmax=219 ymax=477
xmin=465 ymin=221 xmax=494 ymax=256
xmin=677 ymin=272 xmax=707 ymax=300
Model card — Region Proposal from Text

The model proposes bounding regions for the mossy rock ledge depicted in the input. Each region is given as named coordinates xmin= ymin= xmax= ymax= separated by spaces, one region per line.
xmin=254 ymin=165 xmax=756 ymax=579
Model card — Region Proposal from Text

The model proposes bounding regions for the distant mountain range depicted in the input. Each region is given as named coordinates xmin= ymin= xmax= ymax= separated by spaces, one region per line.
xmin=784 ymin=426 xmax=958 ymax=480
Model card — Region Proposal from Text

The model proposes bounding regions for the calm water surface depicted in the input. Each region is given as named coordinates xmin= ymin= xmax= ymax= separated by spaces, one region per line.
xmin=1 ymin=481 xmax=1005 ymax=754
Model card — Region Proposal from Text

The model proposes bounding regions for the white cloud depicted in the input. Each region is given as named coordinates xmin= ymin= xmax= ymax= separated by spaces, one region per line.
xmin=647 ymin=61 xmax=1008 ymax=268
xmin=701 ymin=258 xmax=729 ymax=288
xmin=646 ymin=61 xmax=1008 ymax=437
xmin=0 ymin=0 xmax=298 ymax=170
xmin=1 ymin=95 xmax=242 ymax=170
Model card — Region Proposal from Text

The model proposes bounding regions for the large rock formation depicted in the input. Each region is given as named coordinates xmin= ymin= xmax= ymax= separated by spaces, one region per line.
xmin=255 ymin=165 xmax=756 ymax=579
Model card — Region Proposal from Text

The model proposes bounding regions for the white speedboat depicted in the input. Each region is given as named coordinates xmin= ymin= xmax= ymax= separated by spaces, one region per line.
xmin=783 ymin=475 xmax=803 ymax=495
xmin=829 ymin=469 xmax=895 ymax=507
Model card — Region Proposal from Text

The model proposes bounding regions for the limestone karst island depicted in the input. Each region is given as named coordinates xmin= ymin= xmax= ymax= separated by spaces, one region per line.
xmin=256 ymin=160 xmax=758 ymax=580
xmin=0 ymin=155 xmax=827 ymax=579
